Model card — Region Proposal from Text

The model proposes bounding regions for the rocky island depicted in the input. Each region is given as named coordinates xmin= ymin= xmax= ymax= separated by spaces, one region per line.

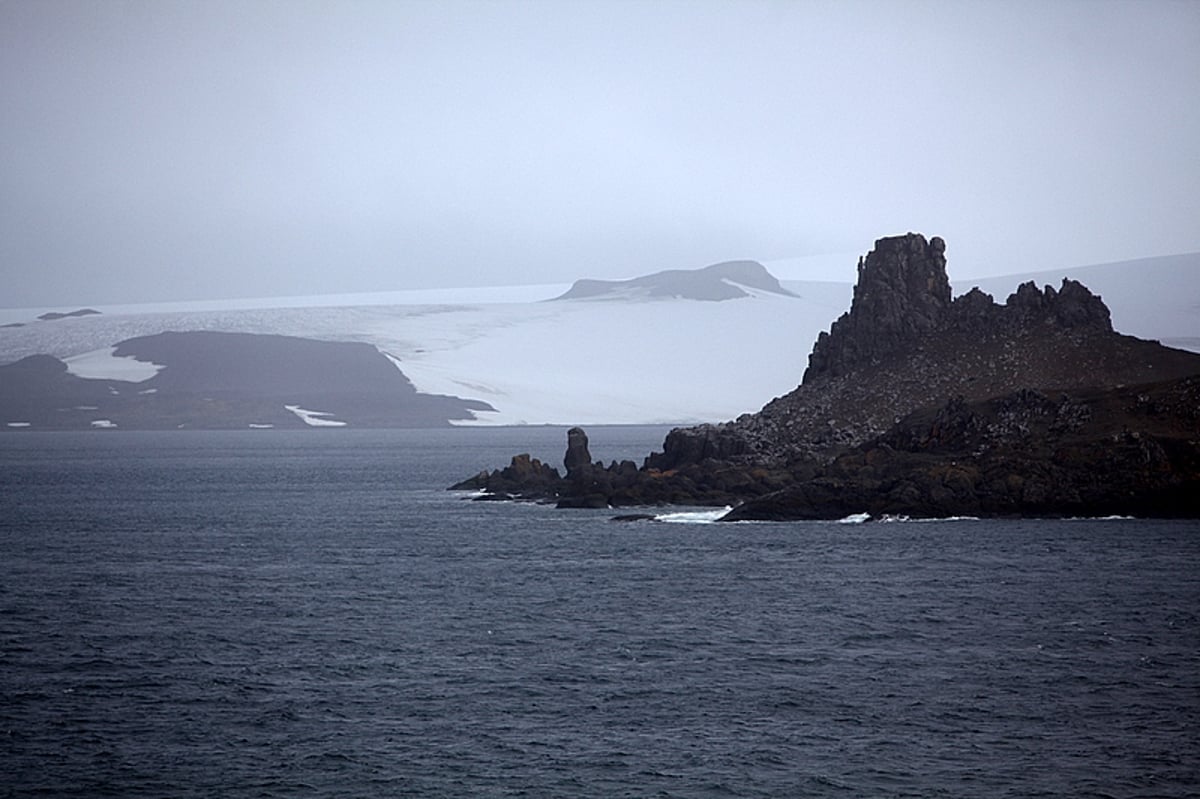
xmin=452 ymin=233 xmax=1200 ymax=519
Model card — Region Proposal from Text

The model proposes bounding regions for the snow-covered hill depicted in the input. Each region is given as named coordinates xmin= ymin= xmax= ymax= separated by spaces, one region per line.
xmin=1 ymin=253 xmax=1195 ymax=426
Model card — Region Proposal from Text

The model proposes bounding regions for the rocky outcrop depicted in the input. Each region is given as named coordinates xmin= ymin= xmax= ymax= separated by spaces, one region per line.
xmin=725 ymin=376 xmax=1200 ymax=520
xmin=455 ymin=453 xmax=563 ymax=501
xmin=802 ymin=235 xmax=1114 ymax=386
xmin=451 ymin=425 xmax=791 ymax=508
xmin=643 ymin=424 xmax=752 ymax=471
xmin=453 ymin=232 xmax=1200 ymax=518
xmin=804 ymin=234 xmax=951 ymax=381
xmin=563 ymin=427 xmax=593 ymax=476
xmin=707 ymin=234 xmax=1198 ymax=467
xmin=1003 ymin=278 xmax=1112 ymax=329
xmin=454 ymin=369 xmax=1200 ymax=517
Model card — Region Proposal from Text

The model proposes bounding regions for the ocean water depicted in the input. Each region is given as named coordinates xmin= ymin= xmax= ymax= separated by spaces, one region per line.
xmin=2 ymin=428 xmax=1198 ymax=798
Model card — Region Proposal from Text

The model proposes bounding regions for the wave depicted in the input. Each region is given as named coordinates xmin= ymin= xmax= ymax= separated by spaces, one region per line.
xmin=838 ymin=513 xmax=983 ymax=524
xmin=879 ymin=514 xmax=982 ymax=523
xmin=654 ymin=507 xmax=732 ymax=524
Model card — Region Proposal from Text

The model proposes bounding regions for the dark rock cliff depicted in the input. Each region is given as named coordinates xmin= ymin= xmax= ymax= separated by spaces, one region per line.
xmin=804 ymin=234 xmax=952 ymax=381
xmin=706 ymin=233 xmax=1196 ymax=467
xmin=724 ymin=377 xmax=1200 ymax=520
xmin=454 ymin=233 xmax=1200 ymax=518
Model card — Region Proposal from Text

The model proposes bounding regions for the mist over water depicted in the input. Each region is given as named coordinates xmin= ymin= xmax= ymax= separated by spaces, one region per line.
xmin=2 ymin=430 xmax=1198 ymax=796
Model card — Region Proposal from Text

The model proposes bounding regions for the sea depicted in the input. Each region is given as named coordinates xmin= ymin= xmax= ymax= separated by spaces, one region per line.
xmin=2 ymin=427 xmax=1197 ymax=798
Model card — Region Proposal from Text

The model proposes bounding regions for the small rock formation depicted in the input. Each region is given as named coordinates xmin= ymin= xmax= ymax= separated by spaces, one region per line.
xmin=1003 ymin=278 xmax=1112 ymax=329
xmin=454 ymin=453 xmax=563 ymax=501
xmin=453 ymin=233 xmax=1200 ymax=518
xmin=563 ymin=427 xmax=593 ymax=476
xmin=643 ymin=424 xmax=751 ymax=471
xmin=451 ymin=422 xmax=775 ymax=508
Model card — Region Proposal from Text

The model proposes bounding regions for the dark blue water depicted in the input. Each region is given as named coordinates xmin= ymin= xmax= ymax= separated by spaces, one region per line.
xmin=2 ymin=429 xmax=1198 ymax=798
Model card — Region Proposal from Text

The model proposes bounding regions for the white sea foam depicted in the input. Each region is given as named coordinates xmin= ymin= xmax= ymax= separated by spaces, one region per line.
xmin=862 ymin=514 xmax=983 ymax=524
xmin=284 ymin=404 xmax=347 ymax=427
xmin=6 ymin=421 xmax=31 ymax=428
xmin=916 ymin=516 xmax=981 ymax=522
xmin=655 ymin=507 xmax=732 ymax=524
xmin=90 ymin=419 xmax=117 ymax=429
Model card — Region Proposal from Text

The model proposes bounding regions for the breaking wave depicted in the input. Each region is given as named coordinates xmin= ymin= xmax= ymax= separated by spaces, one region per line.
xmin=655 ymin=507 xmax=732 ymax=524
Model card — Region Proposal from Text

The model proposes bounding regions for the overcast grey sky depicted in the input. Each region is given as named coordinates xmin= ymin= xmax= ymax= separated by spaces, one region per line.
xmin=2 ymin=0 xmax=1198 ymax=307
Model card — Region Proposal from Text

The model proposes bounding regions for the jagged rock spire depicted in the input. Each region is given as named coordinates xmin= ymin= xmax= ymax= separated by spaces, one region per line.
xmin=804 ymin=233 xmax=950 ymax=383
xmin=802 ymin=234 xmax=1115 ymax=386
xmin=1005 ymin=278 xmax=1112 ymax=330
xmin=564 ymin=426 xmax=593 ymax=477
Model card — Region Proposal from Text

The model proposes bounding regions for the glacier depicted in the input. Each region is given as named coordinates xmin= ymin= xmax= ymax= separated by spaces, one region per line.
xmin=1 ymin=252 xmax=1196 ymax=427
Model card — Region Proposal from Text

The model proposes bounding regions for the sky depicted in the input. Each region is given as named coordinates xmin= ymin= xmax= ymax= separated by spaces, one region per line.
xmin=2 ymin=0 xmax=1198 ymax=307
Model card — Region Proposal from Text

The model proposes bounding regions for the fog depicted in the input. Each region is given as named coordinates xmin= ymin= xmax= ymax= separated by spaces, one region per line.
xmin=3 ymin=0 xmax=1198 ymax=307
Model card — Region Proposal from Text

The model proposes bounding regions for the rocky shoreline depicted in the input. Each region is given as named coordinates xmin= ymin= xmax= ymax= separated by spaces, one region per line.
xmin=452 ymin=234 xmax=1200 ymax=520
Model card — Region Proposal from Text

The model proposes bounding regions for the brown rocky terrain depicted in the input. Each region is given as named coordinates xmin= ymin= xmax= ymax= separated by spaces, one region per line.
xmin=453 ymin=233 xmax=1200 ymax=518
xmin=0 ymin=330 xmax=492 ymax=429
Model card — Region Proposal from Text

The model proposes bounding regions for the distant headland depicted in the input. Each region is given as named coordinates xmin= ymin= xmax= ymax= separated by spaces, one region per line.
xmin=453 ymin=233 xmax=1200 ymax=519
